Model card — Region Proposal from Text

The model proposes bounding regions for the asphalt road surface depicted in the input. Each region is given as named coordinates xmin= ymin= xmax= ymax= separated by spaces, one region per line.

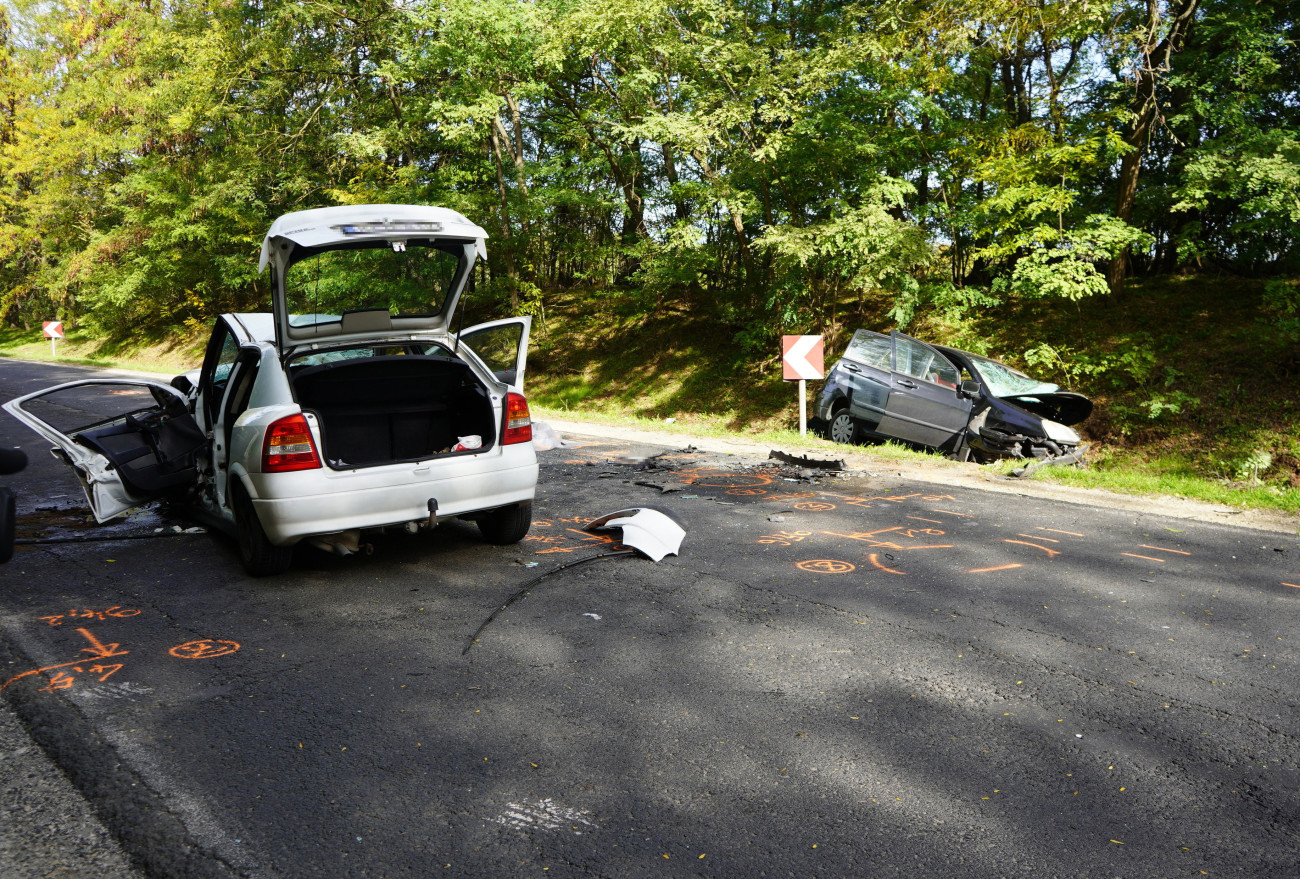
xmin=2 ymin=358 xmax=1299 ymax=878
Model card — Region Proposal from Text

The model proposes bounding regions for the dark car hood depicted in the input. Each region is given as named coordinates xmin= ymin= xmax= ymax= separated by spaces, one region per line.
xmin=1000 ymin=391 xmax=1092 ymax=426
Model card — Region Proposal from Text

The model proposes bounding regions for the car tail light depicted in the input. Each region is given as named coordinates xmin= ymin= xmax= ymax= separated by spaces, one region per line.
xmin=262 ymin=414 xmax=322 ymax=472
xmin=502 ymin=392 xmax=532 ymax=445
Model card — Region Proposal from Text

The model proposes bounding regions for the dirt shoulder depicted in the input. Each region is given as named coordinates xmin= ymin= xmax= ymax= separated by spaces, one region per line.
xmin=543 ymin=418 xmax=1300 ymax=537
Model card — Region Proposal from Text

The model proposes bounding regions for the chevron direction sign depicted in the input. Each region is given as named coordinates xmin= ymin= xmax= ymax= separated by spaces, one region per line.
xmin=781 ymin=335 xmax=824 ymax=381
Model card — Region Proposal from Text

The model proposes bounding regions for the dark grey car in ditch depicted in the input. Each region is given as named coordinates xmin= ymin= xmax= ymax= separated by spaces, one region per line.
xmin=815 ymin=330 xmax=1092 ymax=461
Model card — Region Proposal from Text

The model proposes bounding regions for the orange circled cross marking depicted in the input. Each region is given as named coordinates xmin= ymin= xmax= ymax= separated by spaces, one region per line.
xmin=796 ymin=559 xmax=855 ymax=574
xmin=793 ymin=502 xmax=836 ymax=512
xmin=1003 ymin=540 xmax=1061 ymax=558
xmin=867 ymin=554 xmax=906 ymax=575
xmin=1139 ymin=545 xmax=1191 ymax=555
xmin=169 ymin=639 xmax=241 ymax=660
xmin=1122 ymin=553 xmax=1166 ymax=562
xmin=727 ymin=488 xmax=767 ymax=496
xmin=1036 ymin=527 xmax=1084 ymax=537
xmin=966 ymin=564 xmax=1023 ymax=574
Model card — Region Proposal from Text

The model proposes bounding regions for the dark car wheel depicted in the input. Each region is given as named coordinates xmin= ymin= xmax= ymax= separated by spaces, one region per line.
xmin=828 ymin=410 xmax=859 ymax=445
xmin=478 ymin=502 xmax=533 ymax=545
xmin=0 ymin=487 xmax=15 ymax=564
xmin=232 ymin=482 xmax=293 ymax=576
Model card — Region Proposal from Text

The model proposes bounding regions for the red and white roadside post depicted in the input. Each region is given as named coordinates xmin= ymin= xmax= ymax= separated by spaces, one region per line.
xmin=781 ymin=334 xmax=824 ymax=437
xmin=42 ymin=321 xmax=64 ymax=358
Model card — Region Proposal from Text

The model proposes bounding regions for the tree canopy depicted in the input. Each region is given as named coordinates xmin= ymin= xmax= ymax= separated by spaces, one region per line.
xmin=1 ymin=0 xmax=1297 ymax=347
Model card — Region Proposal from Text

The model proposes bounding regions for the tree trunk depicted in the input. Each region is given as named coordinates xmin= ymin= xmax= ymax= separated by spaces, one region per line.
xmin=1108 ymin=0 xmax=1201 ymax=294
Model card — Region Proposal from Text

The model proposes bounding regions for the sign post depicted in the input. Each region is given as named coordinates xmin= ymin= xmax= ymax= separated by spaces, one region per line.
xmin=42 ymin=321 xmax=64 ymax=358
xmin=781 ymin=335 xmax=825 ymax=437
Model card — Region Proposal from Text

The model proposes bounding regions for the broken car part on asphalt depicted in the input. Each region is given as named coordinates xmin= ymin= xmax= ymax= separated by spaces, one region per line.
xmin=464 ymin=504 xmax=689 ymax=653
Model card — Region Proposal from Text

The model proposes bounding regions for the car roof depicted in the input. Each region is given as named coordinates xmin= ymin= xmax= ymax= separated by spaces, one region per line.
xmin=225 ymin=313 xmax=276 ymax=343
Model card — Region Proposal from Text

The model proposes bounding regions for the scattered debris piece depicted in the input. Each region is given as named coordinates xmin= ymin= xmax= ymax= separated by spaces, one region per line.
xmin=585 ymin=506 xmax=687 ymax=562
xmin=582 ymin=613 xmax=601 ymax=620
xmin=1009 ymin=444 xmax=1089 ymax=478
xmin=531 ymin=421 xmax=577 ymax=451
xmin=633 ymin=480 xmax=688 ymax=494
xmin=768 ymin=450 xmax=846 ymax=471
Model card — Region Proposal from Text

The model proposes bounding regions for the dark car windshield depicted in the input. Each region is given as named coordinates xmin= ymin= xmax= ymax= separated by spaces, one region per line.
xmin=967 ymin=354 xmax=1059 ymax=397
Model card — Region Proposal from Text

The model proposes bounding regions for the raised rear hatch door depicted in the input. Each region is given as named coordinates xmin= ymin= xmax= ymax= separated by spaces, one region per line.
xmin=259 ymin=204 xmax=490 ymax=352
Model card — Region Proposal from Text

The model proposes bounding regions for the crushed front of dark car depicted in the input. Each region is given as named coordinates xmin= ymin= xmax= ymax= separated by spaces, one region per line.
xmin=815 ymin=330 xmax=1092 ymax=463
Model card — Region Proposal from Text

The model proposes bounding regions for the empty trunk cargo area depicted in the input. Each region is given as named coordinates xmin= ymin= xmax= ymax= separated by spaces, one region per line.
xmin=291 ymin=355 xmax=495 ymax=467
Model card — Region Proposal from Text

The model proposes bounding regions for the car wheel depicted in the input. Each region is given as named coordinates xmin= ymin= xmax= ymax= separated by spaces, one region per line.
xmin=0 ymin=487 xmax=15 ymax=564
xmin=477 ymin=502 xmax=533 ymax=545
xmin=232 ymin=482 xmax=293 ymax=576
xmin=828 ymin=410 xmax=859 ymax=445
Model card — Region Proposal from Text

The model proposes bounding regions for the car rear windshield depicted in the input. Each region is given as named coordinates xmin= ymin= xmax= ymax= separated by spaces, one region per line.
xmin=283 ymin=241 xmax=463 ymax=330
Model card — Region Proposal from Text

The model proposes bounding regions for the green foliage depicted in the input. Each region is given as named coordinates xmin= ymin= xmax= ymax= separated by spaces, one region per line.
xmin=0 ymin=0 xmax=1295 ymax=351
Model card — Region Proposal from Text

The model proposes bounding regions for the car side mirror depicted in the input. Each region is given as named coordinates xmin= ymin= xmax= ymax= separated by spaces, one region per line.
xmin=170 ymin=374 xmax=195 ymax=395
xmin=960 ymin=379 xmax=982 ymax=397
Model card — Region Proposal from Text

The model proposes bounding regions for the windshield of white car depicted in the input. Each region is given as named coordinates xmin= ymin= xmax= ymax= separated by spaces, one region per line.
xmin=283 ymin=242 xmax=463 ymax=331
xmin=967 ymin=354 xmax=1060 ymax=397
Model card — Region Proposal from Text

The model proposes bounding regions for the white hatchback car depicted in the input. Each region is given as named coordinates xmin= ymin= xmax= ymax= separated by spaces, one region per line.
xmin=4 ymin=204 xmax=539 ymax=575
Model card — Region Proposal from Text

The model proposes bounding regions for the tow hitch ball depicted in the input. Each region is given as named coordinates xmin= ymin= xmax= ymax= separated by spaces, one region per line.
xmin=427 ymin=498 xmax=439 ymax=529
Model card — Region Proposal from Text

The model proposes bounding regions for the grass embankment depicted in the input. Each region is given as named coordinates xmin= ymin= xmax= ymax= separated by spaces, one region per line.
xmin=4 ymin=277 xmax=1297 ymax=515
xmin=0 ymin=327 xmax=203 ymax=374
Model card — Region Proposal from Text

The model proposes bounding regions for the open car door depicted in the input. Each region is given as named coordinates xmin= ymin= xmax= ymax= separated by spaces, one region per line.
xmin=2 ymin=379 xmax=206 ymax=523
xmin=456 ymin=316 xmax=532 ymax=392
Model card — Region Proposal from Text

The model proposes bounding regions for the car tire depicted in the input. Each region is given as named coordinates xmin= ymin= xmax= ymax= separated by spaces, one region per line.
xmin=0 ymin=487 xmax=15 ymax=564
xmin=477 ymin=502 xmax=533 ymax=545
xmin=828 ymin=409 xmax=859 ymax=445
xmin=232 ymin=482 xmax=293 ymax=576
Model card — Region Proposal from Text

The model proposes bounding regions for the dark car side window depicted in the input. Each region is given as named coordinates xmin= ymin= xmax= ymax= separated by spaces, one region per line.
xmin=894 ymin=336 xmax=959 ymax=388
xmin=844 ymin=331 xmax=892 ymax=370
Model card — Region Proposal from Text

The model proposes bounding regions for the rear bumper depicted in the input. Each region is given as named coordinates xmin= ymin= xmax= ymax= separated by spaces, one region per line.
xmin=247 ymin=456 xmax=538 ymax=546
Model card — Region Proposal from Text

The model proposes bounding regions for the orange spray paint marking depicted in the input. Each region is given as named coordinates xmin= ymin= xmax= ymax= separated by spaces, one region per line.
xmin=965 ymin=564 xmax=1023 ymax=574
xmin=169 ymin=639 xmax=240 ymax=660
xmin=1003 ymin=540 xmax=1061 ymax=558
xmin=907 ymin=516 xmax=944 ymax=524
xmin=900 ymin=545 xmax=954 ymax=551
xmin=39 ymin=672 xmax=77 ymax=693
xmin=757 ymin=530 xmax=812 ymax=546
xmin=792 ymin=501 xmax=836 ymax=512
xmin=1122 ymin=553 xmax=1166 ymax=563
xmin=535 ymin=547 xmax=577 ymax=554
xmin=1283 ymin=582 xmax=1300 ymax=588
xmin=77 ymin=628 xmax=129 ymax=659
xmin=796 ymin=559 xmax=856 ymax=574
xmin=1139 ymin=545 xmax=1191 ymax=555
xmin=1019 ymin=534 xmax=1059 ymax=542
xmin=727 ymin=488 xmax=767 ymax=496
xmin=867 ymin=554 xmax=907 ymax=575
xmin=1036 ymin=527 xmax=1084 ymax=537
xmin=931 ymin=509 xmax=973 ymax=518
xmin=86 ymin=664 xmax=124 ymax=682
xmin=2 ymin=630 xmax=130 ymax=692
